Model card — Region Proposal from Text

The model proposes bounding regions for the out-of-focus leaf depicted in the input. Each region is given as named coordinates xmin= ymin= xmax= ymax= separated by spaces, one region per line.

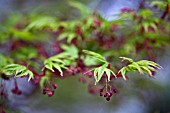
xmin=120 ymin=57 xmax=133 ymax=63
xmin=83 ymin=50 xmax=107 ymax=63
xmin=26 ymin=17 xmax=57 ymax=30
xmin=69 ymin=1 xmax=89 ymax=16
xmin=139 ymin=9 xmax=153 ymax=18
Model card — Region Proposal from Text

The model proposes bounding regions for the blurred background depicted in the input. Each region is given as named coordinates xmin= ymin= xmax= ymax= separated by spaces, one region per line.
xmin=0 ymin=0 xmax=170 ymax=113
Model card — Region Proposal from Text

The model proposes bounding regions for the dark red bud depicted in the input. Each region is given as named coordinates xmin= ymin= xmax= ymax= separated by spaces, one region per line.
xmin=109 ymin=91 xmax=113 ymax=96
xmin=113 ymin=89 xmax=117 ymax=93
xmin=107 ymin=63 xmax=111 ymax=69
xmin=104 ymin=93 xmax=107 ymax=97
xmin=100 ymin=89 xmax=103 ymax=93
xmin=77 ymin=67 xmax=82 ymax=72
xmin=48 ymin=91 xmax=53 ymax=97
xmin=45 ymin=87 xmax=50 ymax=91
xmin=106 ymin=97 xmax=110 ymax=101
xmin=53 ymin=84 xmax=58 ymax=89
xmin=100 ymin=92 xmax=103 ymax=96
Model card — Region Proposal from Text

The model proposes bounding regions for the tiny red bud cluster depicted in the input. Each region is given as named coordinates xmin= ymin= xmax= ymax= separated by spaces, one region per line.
xmin=100 ymin=85 xmax=118 ymax=101
xmin=11 ymin=86 xmax=22 ymax=95
xmin=88 ymin=83 xmax=100 ymax=95
xmin=66 ymin=67 xmax=82 ymax=75
xmin=42 ymin=82 xmax=58 ymax=97
xmin=78 ymin=76 xmax=87 ymax=84
xmin=83 ymin=70 xmax=93 ymax=78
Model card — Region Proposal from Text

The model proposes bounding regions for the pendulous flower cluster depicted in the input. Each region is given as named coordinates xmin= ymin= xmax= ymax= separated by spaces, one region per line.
xmin=43 ymin=83 xmax=58 ymax=97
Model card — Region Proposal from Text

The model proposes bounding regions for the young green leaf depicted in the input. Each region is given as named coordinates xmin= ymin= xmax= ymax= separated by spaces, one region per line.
xmin=94 ymin=68 xmax=99 ymax=85
xmin=105 ymin=68 xmax=111 ymax=81
xmin=44 ymin=60 xmax=64 ymax=76
xmin=44 ymin=45 xmax=78 ymax=76
xmin=26 ymin=17 xmax=57 ymax=30
xmin=69 ymin=1 xmax=89 ymax=16
xmin=3 ymin=64 xmax=34 ymax=81
xmin=141 ymin=66 xmax=152 ymax=77
xmin=97 ymin=63 xmax=108 ymax=83
xmin=120 ymin=57 xmax=134 ymax=63
xmin=86 ymin=63 xmax=117 ymax=85
xmin=119 ymin=57 xmax=162 ymax=79
xmin=83 ymin=50 xmax=107 ymax=63
xmin=132 ymin=62 xmax=143 ymax=74
xmin=118 ymin=67 xmax=127 ymax=80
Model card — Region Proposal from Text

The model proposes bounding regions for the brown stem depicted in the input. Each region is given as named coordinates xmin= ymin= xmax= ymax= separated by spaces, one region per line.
xmin=161 ymin=4 xmax=170 ymax=19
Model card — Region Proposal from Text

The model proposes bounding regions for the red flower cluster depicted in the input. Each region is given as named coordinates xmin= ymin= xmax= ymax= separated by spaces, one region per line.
xmin=43 ymin=83 xmax=58 ymax=97
xmin=100 ymin=86 xmax=118 ymax=101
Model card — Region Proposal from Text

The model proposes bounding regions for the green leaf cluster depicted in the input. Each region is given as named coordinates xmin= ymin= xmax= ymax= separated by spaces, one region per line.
xmin=83 ymin=50 xmax=116 ymax=84
xmin=26 ymin=17 xmax=58 ymax=30
xmin=119 ymin=57 xmax=162 ymax=80
xmin=44 ymin=45 xmax=78 ymax=76
xmin=93 ymin=63 xmax=116 ymax=84
xmin=2 ymin=64 xmax=34 ymax=81
xmin=82 ymin=50 xmax=107 ymax=63
xmin=83 ymin=50 xmax=162 ymax=84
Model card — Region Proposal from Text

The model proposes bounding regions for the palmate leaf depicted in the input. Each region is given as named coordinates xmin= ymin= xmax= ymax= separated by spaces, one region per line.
xmin=97 ymin=63 xmax=108 ymax=83
xmin=82 ymin=50 xmax=107 ymax=63
xmin=83 ymin=50 xmax=116 ymax=84
xmin=58 ymin=32 xmax=77 ymax=43
xmin=119 ymin=67 xmax=127 ymax=80
xmin=142 ymin=22 xmax=158 ymax=32
xmin=141 ymin=66 xmax=153 ymax=77
xmin=57 ymin=44 xmax=79 ymax=59
xmin=61 ymin=44 xmax=79 ymax=59
xmin=57 ymin=20 xmax=81 ymax=43
xmin=44 ymin=45 xmax=78 ymax=76
xmin=25 ymin=17 xmax=57 ymax=30
xmin=137 ymin=60 xmax=162 ymax=69
xmin=84 ymin=56 xmax=99 ymax=66
xmin=3 ymin=64 xmax=34 ymax=81
xmin=44 ymin=58 xmax=66 ymax=76
xmin=87 ymin=63 xmax=117 ymax=85
xmin=132 ymin=62 xmax=143 ymax=74
xmin=119 ymin=57 xmax=162 ymax=80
